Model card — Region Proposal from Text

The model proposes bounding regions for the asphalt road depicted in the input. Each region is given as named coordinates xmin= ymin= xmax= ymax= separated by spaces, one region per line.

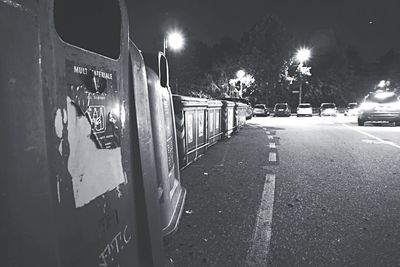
xmin=165 ymin=114 xmax=400 ymax=266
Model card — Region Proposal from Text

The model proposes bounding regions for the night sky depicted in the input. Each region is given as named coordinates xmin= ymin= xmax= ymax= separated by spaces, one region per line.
xmin=128 ymin=0 xmax=400 ymax=61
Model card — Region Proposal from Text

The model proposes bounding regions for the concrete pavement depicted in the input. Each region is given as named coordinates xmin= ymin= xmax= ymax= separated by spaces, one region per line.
xmin=164 ymin=124 xmax=275 ymax=266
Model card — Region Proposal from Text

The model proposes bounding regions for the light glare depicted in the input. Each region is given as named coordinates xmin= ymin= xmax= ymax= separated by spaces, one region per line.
xmin=167 ymin=32 xmax=184 ymax=51
xmin=236 ymin=70 xmax=245 ymax=79
xmin=359 ymin=102 xmax=376 ymax=110
xmin=296 ymin=48 xmax=311 ymax=63
xmin=375 ymin=92 xmax=395 ymax=99
xmin=378 ymin=80 xmax=386 ymax=88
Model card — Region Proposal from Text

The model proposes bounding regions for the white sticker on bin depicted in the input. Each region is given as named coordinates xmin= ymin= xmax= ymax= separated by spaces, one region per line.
xmin=198 ymin=111 xmax=204 ymax=137
xmin=187 ymin=113 xmax=193 ymax=143
xmin=216 ymin=111 xmax=220 ymax=130
xmin=209 ymin=112 xmax=214 ymax=132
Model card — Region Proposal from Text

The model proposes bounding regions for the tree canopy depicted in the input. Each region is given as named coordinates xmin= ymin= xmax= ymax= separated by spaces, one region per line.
xmin=166 ymin=16 xmax=399 ymax=107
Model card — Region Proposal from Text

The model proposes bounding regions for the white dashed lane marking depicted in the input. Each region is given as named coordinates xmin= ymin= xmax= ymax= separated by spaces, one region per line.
xmin=246 ymin=174 xmax=276 ymax=266
xmin=269 ymin=143 xmax=276 ymax=149
xmin=247 ymin=128 xmax=279 ymax=265
xmin=269 ymin=152 xmax=276 ymax=162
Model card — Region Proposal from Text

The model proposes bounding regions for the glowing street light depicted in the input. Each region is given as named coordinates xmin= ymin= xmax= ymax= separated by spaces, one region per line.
xmin=163 ymin=31 xmax=185 ymax=54
xmin=236 ymin=70 xmax=246 ymax=98
xmin=162 ymin=30 xmax=185 ymax=93
xmin=236 ymin=70 xmax=245 ymax=79
xmin=295 ymin=48 xmax=311 ymax=63
xmin=295 ymin=47 xmax=312 ymax=104
xmin=229 ymin=70 xmax=255 ymax=97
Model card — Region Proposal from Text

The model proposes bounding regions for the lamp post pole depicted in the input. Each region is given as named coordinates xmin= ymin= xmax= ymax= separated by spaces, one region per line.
xmin=163 ymin=31 xmax=184 ymax=93
xmin=163 ymin=37 xmax=166 ymax=55
xmin=299 ymin=79 xmax=302 ymax=105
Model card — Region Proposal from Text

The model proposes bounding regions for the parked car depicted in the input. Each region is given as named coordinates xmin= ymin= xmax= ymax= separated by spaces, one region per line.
xmin=297 ymin=103 xmax=313 ymax=117
xmin=273 ymin=103 xmax=291 ymax=117
xmin=218 ymin=97 xmax=253 ymax=119
xmin=319 ymin=103 xmax=337 ymax=116
xmin=253 ymin=104 xmax=269 ymax=117
xmin=358 ymin=91 xmax=400 ymax=126
xmin=344 ymin=102 xmax=359 ymax=116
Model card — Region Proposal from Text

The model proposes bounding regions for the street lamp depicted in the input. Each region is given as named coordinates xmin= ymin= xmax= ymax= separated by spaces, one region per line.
xmin=296 ymin=48 xmax=311 ymax=64
xmin=163 ymin=31 xmax=185 ymax=55
xmin=236 ymin=70 xmax=245 ymax=98
xmin=295 ymin=48 xmax=311 ymax=105
xmin=163 ymin=30 xmax=185 ymax=93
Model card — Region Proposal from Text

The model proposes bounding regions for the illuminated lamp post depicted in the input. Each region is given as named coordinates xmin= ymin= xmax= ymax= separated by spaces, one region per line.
xmin=295 ymin=48 xmax=311 ymax=104
xmin=163 ymin=31 xmax=185 ymax=55
xmin=163 ymin=31 xmax=185 ymax=93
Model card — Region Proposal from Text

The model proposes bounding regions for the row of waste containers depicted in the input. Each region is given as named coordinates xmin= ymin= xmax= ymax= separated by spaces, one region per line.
xmin=173 ymin=96 xmax=248 ymax=169
xmin=145 ymin=55 xmax=249 ymax=241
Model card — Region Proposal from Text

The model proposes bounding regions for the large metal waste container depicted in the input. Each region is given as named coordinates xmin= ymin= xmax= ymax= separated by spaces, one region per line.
xmin=221 ymin=100 xmax=235 ymax=138
xmin=0 ymin=0 xmax=164 ymax=266
xmin=173 ymin=95 xmax=208 ymax=169
xmin=234 ymin=102 xmax=248 ymax=131
xmin=145 ymin=52 xmax=186 ymax=236
xmin=207 ymin=100 xmax=223 ymax=147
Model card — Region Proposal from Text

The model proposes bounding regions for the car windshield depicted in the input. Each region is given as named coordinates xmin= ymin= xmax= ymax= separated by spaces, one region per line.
xmin=254 ymin=104 xmax=265 ymax=109
xmin=365 ymin=92 xmax=399 ymax=104
xmin=298 ymin=104 xmax=311 ymax=108
xmin=321 ymin=103 xmax=335 ymax=109
xmin=275 ymin=104 xmax=287 ymax=109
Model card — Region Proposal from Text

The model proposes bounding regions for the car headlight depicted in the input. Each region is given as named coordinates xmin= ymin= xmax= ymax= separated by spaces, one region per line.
xmin=359 ymin=102 xmax=375 ymax=111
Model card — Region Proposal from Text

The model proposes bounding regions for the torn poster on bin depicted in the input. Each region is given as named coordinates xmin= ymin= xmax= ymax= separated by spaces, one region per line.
xmin=65 ymin=61 xmax=125 ymax=208
xmin=66 ymin=60 xmax=121 ymax=149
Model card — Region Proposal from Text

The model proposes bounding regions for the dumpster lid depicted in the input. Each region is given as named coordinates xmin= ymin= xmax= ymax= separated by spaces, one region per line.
xmin=207 ymin=100 xmax=223 ymax=108
xmin=220 ymin=100 xmax=235 ymax=107
xmin=235 ymin=102 xmax=248 ymax=107
xmin=218 ymin=97 xmax=251 ymax=106
xmin=173 ymin=95 xmax=208 ymax=107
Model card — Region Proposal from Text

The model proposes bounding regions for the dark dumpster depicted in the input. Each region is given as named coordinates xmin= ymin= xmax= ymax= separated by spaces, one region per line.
xmin=145 ymin=52 xmax=186 ymax=236
xmin=0 ymin=0 xmax=164 ymax=266
xmin=221 ymin=100 xmax=236 ymax=138
xmin=207 ymin=100 xmax=223 ymax=147
xmin=173 ymin=95 xmax=208 ymax=169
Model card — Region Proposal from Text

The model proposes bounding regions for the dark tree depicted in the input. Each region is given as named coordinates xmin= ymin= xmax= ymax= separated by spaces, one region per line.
xmin=168 ymin=39 xmax=212 ymax=96
xmin=206 ymin=37 xmax=241 ymax=97
xmin=239 ymin=16 xmax=292 ymax=106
